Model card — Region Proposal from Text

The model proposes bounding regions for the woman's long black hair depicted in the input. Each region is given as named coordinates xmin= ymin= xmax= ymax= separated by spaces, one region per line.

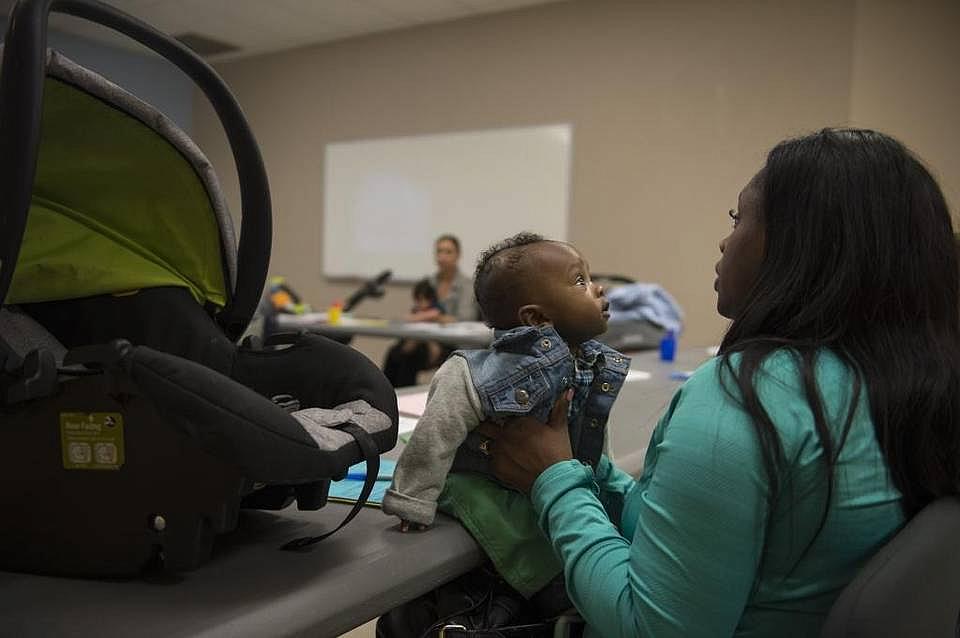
xmin=719 ymin=128 xmax=960 ymax=522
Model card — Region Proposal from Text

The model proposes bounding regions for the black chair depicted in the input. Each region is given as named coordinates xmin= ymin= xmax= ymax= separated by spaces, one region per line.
xmin=591 ymin=273 xmax=637 ymax=289
xmin=820 ymin=496 xmax=960 ymax=638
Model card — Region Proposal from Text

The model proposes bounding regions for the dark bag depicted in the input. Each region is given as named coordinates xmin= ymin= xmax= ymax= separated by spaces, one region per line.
xmin=376 ymin=565 xmax=584 ymax=638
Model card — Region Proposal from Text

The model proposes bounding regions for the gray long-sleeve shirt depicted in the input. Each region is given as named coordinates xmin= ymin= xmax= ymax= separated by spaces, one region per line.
xmin=382 ymin=356 xmax=482 ymax=524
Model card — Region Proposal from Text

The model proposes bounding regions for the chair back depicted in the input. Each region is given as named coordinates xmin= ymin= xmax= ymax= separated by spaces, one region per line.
xmin=820 ymin=496 xmax=960 ymax=638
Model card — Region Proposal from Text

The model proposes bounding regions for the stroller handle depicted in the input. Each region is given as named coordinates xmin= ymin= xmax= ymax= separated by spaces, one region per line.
xmin=0 ymin=0 xmax=271 ymax=341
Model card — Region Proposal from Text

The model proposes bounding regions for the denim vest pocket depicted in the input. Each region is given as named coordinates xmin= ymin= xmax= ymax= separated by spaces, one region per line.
xmin=485 ymin=367 xmax=552 ymax=416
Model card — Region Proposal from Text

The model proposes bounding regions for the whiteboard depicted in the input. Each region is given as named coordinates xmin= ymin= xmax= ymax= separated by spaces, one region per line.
xmin=322 ymin=124 xmax=572 ymax=281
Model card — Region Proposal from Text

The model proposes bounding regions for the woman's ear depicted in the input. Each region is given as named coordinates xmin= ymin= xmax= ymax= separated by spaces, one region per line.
xmin=518 ymin=304 xmax=549 ymax=327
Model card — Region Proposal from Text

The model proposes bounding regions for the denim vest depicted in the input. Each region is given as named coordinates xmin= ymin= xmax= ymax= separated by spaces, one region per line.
xmin=450 ymin=324 xmax=630 ymax=478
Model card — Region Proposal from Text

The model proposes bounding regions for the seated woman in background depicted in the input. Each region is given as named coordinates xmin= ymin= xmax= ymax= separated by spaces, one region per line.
xmin=428 ymin=234 xmax=477 ymax=324
xmin=383 ymin=234 xmax=479 ymax=387
xmin=479 ymin=128 xmax=960 ymax=636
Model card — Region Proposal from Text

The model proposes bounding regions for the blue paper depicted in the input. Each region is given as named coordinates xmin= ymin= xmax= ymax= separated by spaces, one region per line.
xmin=327 ymin=458 xmax=396 ymax=506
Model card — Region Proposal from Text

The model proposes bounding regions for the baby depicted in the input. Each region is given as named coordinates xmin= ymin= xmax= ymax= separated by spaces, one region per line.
xmin=382 ymin=232 xmax=630 ymax=604
xmin=407 ymin=278 xmax=443 ymax=322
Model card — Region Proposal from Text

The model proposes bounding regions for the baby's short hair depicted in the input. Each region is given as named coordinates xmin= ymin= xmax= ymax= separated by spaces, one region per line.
xmin=412 ymin=278 xmax=437 ymax=302
xmin=473 ymin=232 xmax=547 ymax=328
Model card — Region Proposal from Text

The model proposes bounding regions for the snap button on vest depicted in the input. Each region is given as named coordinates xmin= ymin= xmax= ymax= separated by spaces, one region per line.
xmin=479 ymin=439 xmax=492 ymax=456
xmin=515 ymin=388 xmax=530 ymax=405
xmin=589 ymin=418 xmax=600 ymax=429
xmin=540 ymin=338 xmax=551 ymax=349
xmin=601 ymin=381 xmax=611 ymax=392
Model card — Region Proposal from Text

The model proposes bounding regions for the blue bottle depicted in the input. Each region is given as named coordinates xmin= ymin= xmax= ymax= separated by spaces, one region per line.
xmin=659 ymin=330 xmax=676 ymax=362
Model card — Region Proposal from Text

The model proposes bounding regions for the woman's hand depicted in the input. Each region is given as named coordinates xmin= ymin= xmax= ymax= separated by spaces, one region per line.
xmin=406 ymin=308 xmax=442 ymax=322
xmin=476 ymin=388 xmax=575 ymax=493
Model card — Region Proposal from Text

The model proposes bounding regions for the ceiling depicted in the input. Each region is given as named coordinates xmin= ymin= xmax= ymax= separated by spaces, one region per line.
xmin=0 ymin=0 xmax=567 ymax=62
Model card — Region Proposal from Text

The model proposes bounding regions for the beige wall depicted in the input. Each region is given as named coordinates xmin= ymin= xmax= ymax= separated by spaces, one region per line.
xmin=193 ymin=0 xmax=957 ymax=364
xmin=849 ymin=0 xmax=960 ymax=225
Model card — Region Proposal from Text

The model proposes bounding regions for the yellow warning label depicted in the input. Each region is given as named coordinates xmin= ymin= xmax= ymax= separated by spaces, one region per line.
xmin=60 ymin=412 xmax=125 ymax=470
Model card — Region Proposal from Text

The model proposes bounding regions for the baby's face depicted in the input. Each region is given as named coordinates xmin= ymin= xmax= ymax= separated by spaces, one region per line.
xmin=531 ymin=242 xmax=609 ymax=344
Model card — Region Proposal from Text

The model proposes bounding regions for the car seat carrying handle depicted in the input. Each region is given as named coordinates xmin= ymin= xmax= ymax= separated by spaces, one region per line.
xmin=281 ymin=423 xmax=381 ymax=551
xmin=0 ymin=0 xmax=270 ymax=341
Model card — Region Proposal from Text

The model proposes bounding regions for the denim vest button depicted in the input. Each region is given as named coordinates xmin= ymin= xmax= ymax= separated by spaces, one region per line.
xmin=601 ymin=381 xmax=611 ymax=392
xmin=540 ymin=338 xmax=551 ymax=349
xmin=589 ymin=418 xmax=600 ymax=429
xmin=454 ymin=340 xmax=627 ymax=481
xmin=613 ymin=356 xmax=623 ymax=365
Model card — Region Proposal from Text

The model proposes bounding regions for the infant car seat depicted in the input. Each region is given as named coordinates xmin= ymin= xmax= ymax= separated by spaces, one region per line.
xmin=0 ymin=0 xmax=397 ymax=576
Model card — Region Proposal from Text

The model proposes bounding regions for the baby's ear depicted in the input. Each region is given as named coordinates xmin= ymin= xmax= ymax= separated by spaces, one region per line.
xmin=518 ymin=304 xmax=549 ymax=327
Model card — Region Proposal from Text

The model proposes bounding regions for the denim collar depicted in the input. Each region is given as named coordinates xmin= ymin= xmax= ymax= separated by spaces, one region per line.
xmin=576 ymin=339 xmax=603 ymax=369
xmin=490 ymin=324 xmax=563 ymax=350
xmin=491 ymin=324 xmax=604 ymax=369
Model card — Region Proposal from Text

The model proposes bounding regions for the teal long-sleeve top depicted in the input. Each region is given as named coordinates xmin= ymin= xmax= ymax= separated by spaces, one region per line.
xmin=531 ymin=349 xmax=904 ymax=637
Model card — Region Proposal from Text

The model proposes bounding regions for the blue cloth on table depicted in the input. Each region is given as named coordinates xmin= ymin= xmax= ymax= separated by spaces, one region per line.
xmin=606 ymin=283 xmax=684 ymax=334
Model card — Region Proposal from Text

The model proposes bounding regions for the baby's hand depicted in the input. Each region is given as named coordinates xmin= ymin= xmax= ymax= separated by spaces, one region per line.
xmin=399 ymin=520 xmax=428 ymax=533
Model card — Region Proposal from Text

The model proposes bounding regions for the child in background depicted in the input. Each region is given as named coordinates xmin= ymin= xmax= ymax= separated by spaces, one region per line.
xmin=407 ymin=278 xmax=444 ymax=322
xmin=390 ymin=279 xmax=447 ymax=370
xmin=382 ymin=232 xmax=630 ymax=612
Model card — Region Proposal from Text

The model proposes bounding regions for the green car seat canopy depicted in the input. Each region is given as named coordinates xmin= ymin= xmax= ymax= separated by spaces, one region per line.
xmin=7 ymin=48 xmax=237 ymax=310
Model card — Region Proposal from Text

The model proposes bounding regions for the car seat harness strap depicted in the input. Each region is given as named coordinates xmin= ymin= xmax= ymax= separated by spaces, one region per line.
xmin=280 ymin=422 xmax=379 ymax=550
